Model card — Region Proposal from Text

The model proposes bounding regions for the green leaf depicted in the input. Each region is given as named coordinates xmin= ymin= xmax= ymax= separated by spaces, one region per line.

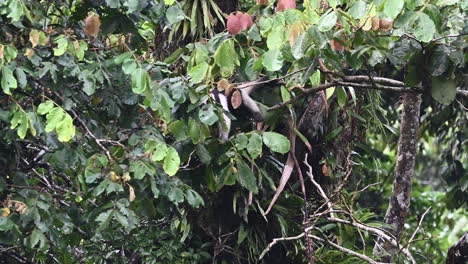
xmin=53 ymin=36 xmax=68 ymax=56
xmin=114 ymin=211 xmax=129 ymax=228
xmin=122 ymin=59 xmax=137 ymax=75
xmin=93 ymin=178 xmax=111 ymax=196
xmin=163 ymin=147 xmax=180 ymax=176
xmin=262 ymin=132 xmax=290 ymax=154
xmin=124 ymin=0 xmax=145 ymax=13
xmin=45 ymin=108 xmax=64 ymax=133
xmin=168 ymin=187 xmax=184 ymax=204
xmin=1 ymin=66 xmax=17 ymax=95
xmin=214 ymin=39 xmax=238 ymax=77
xmin=412 ymin=12 xmax=436 ymax=42
xmin=0 ymin=217 xmax=15 ymax=231
xmin=168 ymin=120 xmax=187 ymax=141
xmin=267 ymin=26 xmax=285 ymax=50
xmin=15 ymin=67 xmax=27 ymax=89
xmin=431 ymin=76 xmax=456 ymax=105
xmin=185 ymin=189 xmax=205 ymax=208
xmin=29 ymin=229 xmax=48 ymax=250
xmin=247 ymin=133 xmax=262 ymax=159
xmin=235 ymin=134 xmax=249 ymax=150
xmin=188 ymin=118 xmax=201 ymax=144
xmin=291 ymin=33 xmax=309 ymax=60
xmin=166 ymin=5 xmax=185 ymax=25
xmin=262 ymin=49 xmax=283 ymax=72
xmin=280 ymin=86 xmax=291 ymax=102
xmin=429 ymin=45 xmax=449 ymax=76
xmin=318 ymin=11 xmax=337 ymax=32
xmin=114 ymin=52 xmax=133 ymax=64
xmin=309 ymin=70 xmax=321 ymax=87
xmin=106 ymin=181 xmax=124 ymax=194
xmin=188 ymin=62 xmax=209 ymax=83
xmin=368 ymin=50 xmax=385 ymax=66
xmin=199 ymin=104 xmax=219 ymax=126
xmin=150 ymin=177 xmax=160 ymax=198
xmin=18 ymin=114 xmax=28 ymax=139
xmin=337 ymin=87 xmax=347 ymax=107
xmin=152 ymin=142 xmax=168 ymax=162
xmin=56 ymin=114 xmax=75 ymax=142
xmin=236 ymin=159 xmax=258 ymax=193
xmin=384 ymin=0 xmax=404 ymax=19
xmin=7 ymin=0 xmax=23 ymax=22
xmin=131 ymin=68 xmax=150 ymax=94
xmin=349 ymin=1 xmax=367 ymax=19
xmin=95 ymin=209 xmax=113 ymax=232
xmin=237 ymin=223 xmax=248 ymax=244
xmin=130 ymin=161 xmax=147 ymax=180
xmin=196 ymin=144 xmax=211 ymax=164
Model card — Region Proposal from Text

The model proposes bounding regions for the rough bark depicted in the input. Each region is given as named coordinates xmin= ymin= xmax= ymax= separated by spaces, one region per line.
xmin=373 ymin=93 xmax=422 ymax=261
xmin=447 ymin=232 xmax=468 ymax=264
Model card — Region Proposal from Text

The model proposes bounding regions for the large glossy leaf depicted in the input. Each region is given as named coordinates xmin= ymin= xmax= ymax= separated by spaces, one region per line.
xmin=188 ymin=62 xmax=209 ymax=83
xmin=163 ymin=147 xmax=180 ymax=176
xmin=263 ymin=132 xmax=290 ymax=153
xmin=199 ymin=104 xmax=219 ymax=126
xmin=214 ymin=40 xmax=238 ymax=77
xmin=384 ymin=0 xmax=404 ymax=19
xmin=262 ymin=49 xmax=283 ymax=72
xmin=317 ymin=11 xmax=337 ymax=32
xmin=431 ymin=76 xmax=456 ymax=105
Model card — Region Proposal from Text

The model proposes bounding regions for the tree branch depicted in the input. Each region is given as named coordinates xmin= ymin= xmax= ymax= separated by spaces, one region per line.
xmin=373 ymin=93 xmax=422 ymax=262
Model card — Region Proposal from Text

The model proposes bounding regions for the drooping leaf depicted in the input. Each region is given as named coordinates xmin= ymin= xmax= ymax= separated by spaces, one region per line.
xmin=236 ymin=159 xmax=258 ymax=193
xmin=131 ymin=68 xmax=150 ymax=94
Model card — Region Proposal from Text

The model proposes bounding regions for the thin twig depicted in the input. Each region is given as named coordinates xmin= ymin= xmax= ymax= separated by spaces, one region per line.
xmin=308 ymin=233 xmax=389 ymax=264
xmin=429 ymin=33 xmax=468 ymax=43
xmin=303 ymin=154 xmax=334 ymax=218
xmin=70 ymin=109 xmax=113 ymax=162
xmin=234 ymin=67 xmax=307 ymax=89
xmin=400 ymin=207 xmax=432 ymax=252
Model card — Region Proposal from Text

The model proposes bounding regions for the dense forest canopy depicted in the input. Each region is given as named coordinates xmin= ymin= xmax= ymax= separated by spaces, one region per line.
xmin=0 ymin=0 xmax=467 ymax=263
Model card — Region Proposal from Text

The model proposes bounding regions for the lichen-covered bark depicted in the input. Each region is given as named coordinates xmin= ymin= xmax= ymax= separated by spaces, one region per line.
xmin=374 ymin=92 xmax=421 ymax=260
xmin=447 ymin=232 xmax=468 ymax=264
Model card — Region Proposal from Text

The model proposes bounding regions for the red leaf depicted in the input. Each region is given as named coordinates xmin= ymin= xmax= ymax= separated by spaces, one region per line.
xmin=277 ymin=0 xmax=296 ymax=12
xmin=256 ymin=0 xmax=269 ymax=4
xmin=236 ymin=12 xmax=253 ymax=30
xmin=227 ymin=14 xmax=241 ymax=35
xmin=330 ymin=39 xmax=344 ymax=52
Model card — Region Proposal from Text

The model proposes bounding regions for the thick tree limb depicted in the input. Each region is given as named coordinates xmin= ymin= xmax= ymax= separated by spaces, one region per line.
xmin=373 ymin=93 xmax=422 ymax=261
xmin=446 ymin=232 xmax=468 ymax=264
xmin=269 ymin=79 xmax=467 ymax=110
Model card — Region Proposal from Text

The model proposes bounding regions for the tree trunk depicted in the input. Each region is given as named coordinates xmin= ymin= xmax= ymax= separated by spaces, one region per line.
xmin=447 ymin=232 xmax=468 ymax=264
xmin=373 ymin=92 xmax=422 ymax=261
